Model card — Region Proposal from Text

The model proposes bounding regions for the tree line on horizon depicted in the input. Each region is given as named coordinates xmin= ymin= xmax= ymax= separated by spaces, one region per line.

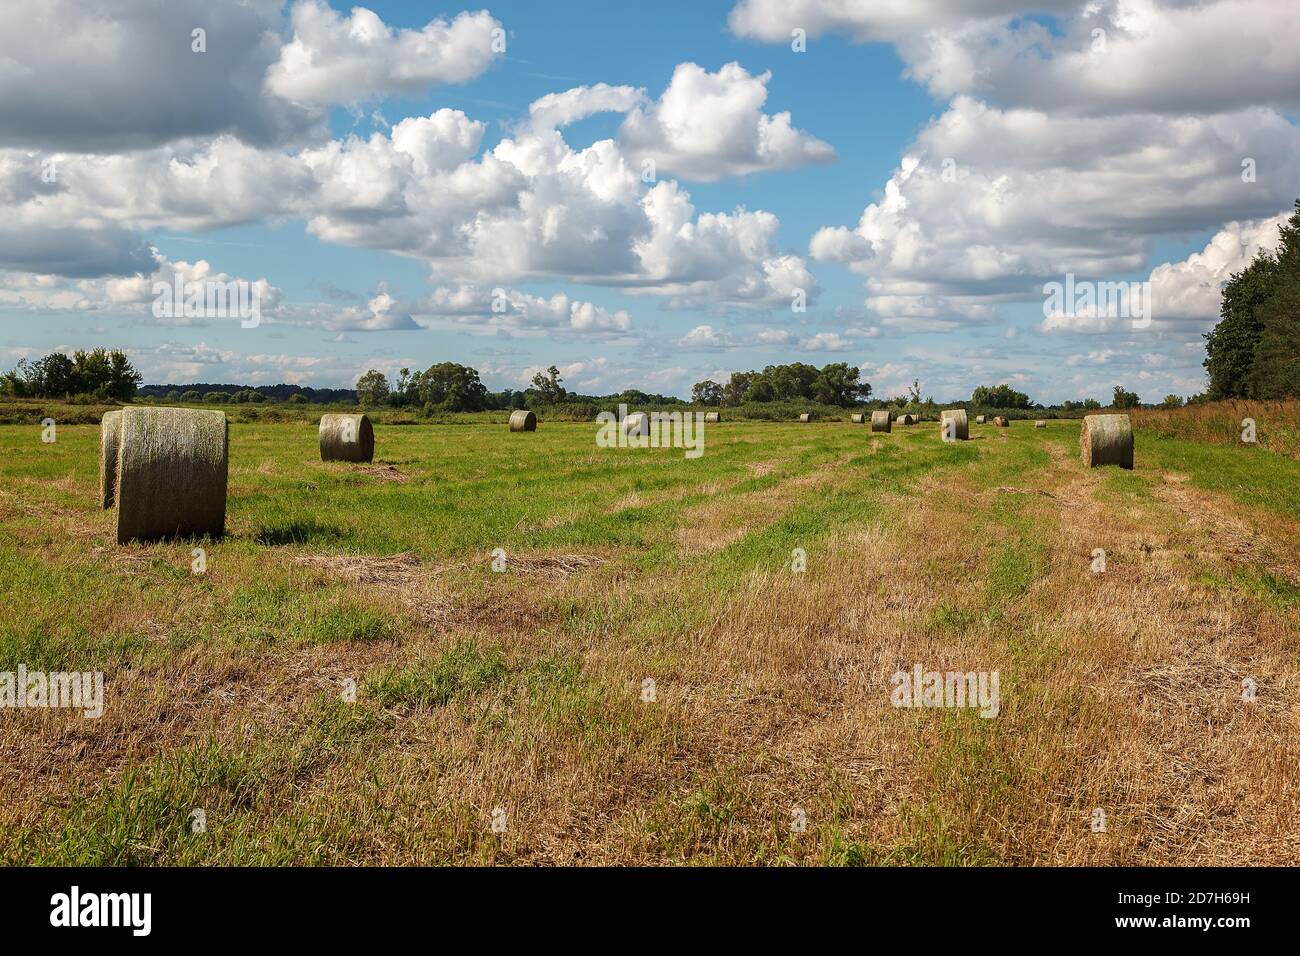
xmin=0 ymin=348 xmax=1185 ymax=413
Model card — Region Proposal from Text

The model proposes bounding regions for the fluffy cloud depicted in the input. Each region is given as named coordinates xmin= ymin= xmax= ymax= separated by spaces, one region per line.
xmin=617 ymin=62 xmax=834 ymax=181
xmin=265 ymin=3 xmax=504 ymax=106
xmin=0 ymin=255 xmax=280 ymax=323
xmin=737 ymin=0 xmax=1300 ymax=361
xmin=728 ymin=0 xmax=1076 ymax=44
xmin=675 ymin=323 xmax=866 ymax=351
xmin=0 ymin=70 xmax=818 ymax=313
xmin=729 ymin=0 xmax=1300 ymax=121
xmin=895 ymin=0 xmax=1300 ymax=116
xmin=420 ymin=286 xmax=633 ymax=338
xmin=809 ymin=98 xmax=1300 ymax=325
xmin=0 ymin=0 xmax=319 ymax=152
xmin=1039 ymin=208 xmax=1293 ymax=333
xmin=1147 ymin=210 xmax=1293 ymax=321
xmin=0 ymin=1 xmax=507 ymax=153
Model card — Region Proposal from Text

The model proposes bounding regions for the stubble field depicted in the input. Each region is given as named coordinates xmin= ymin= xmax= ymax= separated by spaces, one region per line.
xmin=1 ymin=413 xmax=1298 ymax=865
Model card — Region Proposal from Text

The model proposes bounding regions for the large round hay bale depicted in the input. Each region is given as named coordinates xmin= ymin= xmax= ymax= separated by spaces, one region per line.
xmin=799 ymin=413 xmax=813 ymax=423
xmin=1080 ymin=413 xmax=1133 ymax=469
xmin=704 ymin=411 xmax=721 ymax=424
xmin=1034 ymin=420 xmax=1046 ymax=429
xmin=994 ymin=416 xmax=1010 ymax=427
xmin=898 ymin=413 xmax=917 ymax=426
xmin=622 ymin=412 xmax=649 ymax=437
xmin=870 ymin=410 xmax=891 ymax=433
xmin=975 ymin=415 xmax=986 ymax=425
xmin=508 ymin=409 xmax=537 ymax=432
xmin=319 ymin=414 xmax=374 ymax=463
xmin=99 ymin=409 xmax=122 ymax=509
xmin=850 ymin=413 xmax=865 ymax=424
xmin=114 ymin=407 xmax=227 ymax=544
xmin=940 ymin=408 xmax=969 ymax=441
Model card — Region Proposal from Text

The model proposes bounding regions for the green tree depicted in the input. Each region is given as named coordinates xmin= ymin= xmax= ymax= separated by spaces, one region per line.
xmin=420 ymin=362 xmax=489 ymax=411
xmin=721 ymin=371 xmax=754 ymax=406
xmin=1111 ymin=385 xmax=1141 ymax=408
xmin=691 ymin=380 xmax=723 ymax=406
xmin=1082 ymin=398 xmax=1101 ymax=410
xmin=20 ymin=353 xmax=77 ymax=397
xmin=971 ymin=383 xmax=1031 ymax=409
xmin=180 ymin=390 xmax=202 ymax=403
xmin=1204 ymin=199 xmax=1300 ymax=399
xmin=1161 ymin=394 xmax=1184 ymax=408
xmin=529 ymin=365 xmax=566 ymax=404
xmin=811 ymin=363 xmax=870 ymax=406
xmin=356 ymin=369 xmax=392 ymax=407
xmin=1246 ymin=277 xmax=1300 ymax=397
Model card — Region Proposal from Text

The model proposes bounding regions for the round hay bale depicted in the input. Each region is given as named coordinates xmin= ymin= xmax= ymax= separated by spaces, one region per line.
xmin=994 ymin=416 xmax=1010 ymax=427
xmin=1034 ymin=420 xmax=1046 ymax=428
xmin=114 ymin=407 xmax=227 ymax=544
xmin=798 ymin=413 xmax=813 ymax=423
xmin=622 ymin=412 xmax=649 ymax=437
xmin=1079 ymin=413 xmax=1133 ymax=469
xmin=508 ymin=409 xmax=537 ymax=432
xmin=975 ymin=415 xmax=987 ymax=424
xmin=870 ymin=410 xmax=892 ymax=433
xmin=319 ymin=414 xmax=375 ymax=463
xmin=898 ymin=413 xmax=917 ymax=426
xmin=99 ymin=409 xmax=122 ymax=509
xmin=850 ymin=413 xmax=865 ymax=424
xmin=704 ymin=411 xmax=721 ymax=424
xmin=939 ymin=408 xmax=969 ymax=441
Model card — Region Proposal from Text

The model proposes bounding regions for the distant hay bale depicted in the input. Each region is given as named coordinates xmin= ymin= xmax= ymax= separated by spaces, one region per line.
xmin=897 ymin=413 xmax=916 ymax=425
xmin=319 ymin=414 xmax=375 ymax=463
xmin=850 ymin=413 xmax=865 ymax=424
xmin=994 ymin=416 xmax=1010 ymax=427
xmin=1035 ymin=420 xmax=1046 ymax=428
xmin=508 ymin=410 xmax=537 ymax=432
xmin=799 ymin=413 xmax=814 ymax=423
xmin=114 ymin=407 xmax=228 ymax=544
xmin=870 ymin=410 xmax=891 ymax=433
xmin=939 ymin=408 xmax=969 ymax=441
xmin=623 ymin=412 xmax=649 ymax=437
xmin=704 ymin=411 xmax=721 ymax=424
xmin=975 ymin=415 xmax=987 ymax=424
xmin=1080 ymin=413 xmax=1134 ymax=469
xmin=99 ymin=409 xmax=122 ymax=508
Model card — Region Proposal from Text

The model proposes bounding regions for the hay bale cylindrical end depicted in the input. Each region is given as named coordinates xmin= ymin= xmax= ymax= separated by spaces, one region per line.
xmin=940 ymin=408 xmax=969 ymax=441
xmin=114 ymin=407 xmax=228 ymax=544
xmin=508 ymin=410 xmax=537 ymax=432
xmin=319 ymin=414 xmax=375 ymax=463
xmin=1080 ymin=414 xmax=1134 ymax=469
xmin=975 ymin=415 xmax=987 ymax=424
xmin=703 ymin=411 xmax=721 ymax=424
xmin=799 ymin=413 xmax=813 ymax=423
xmin=870 ymin=410 xmax=891 ymax=433
xmin=622 ymin=412 xmax=649 ymax=437
xmin=850 ymin=413 xmax=865 ymax=424
xmin=1035 ymin=420 xmax=1046 ymax=428
xmin=994 ymin=416 xmax=1010 ymax=427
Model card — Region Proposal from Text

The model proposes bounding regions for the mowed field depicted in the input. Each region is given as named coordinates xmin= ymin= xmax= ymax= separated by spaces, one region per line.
xmin=1 ymin=416 xmax=1298 ymax=865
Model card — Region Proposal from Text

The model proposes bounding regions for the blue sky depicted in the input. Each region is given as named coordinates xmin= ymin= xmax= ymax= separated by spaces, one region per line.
xmin=2 ymin=0 xmax=1298 ymax=403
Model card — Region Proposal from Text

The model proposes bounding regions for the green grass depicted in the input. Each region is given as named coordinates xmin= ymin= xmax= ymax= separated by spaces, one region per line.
xmin=2 ymin=414 xmax=1298 ymax=865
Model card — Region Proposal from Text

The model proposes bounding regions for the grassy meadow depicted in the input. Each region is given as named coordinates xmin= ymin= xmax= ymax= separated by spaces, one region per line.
xmin=1 ymin=408 xmax=1298 ymax=865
